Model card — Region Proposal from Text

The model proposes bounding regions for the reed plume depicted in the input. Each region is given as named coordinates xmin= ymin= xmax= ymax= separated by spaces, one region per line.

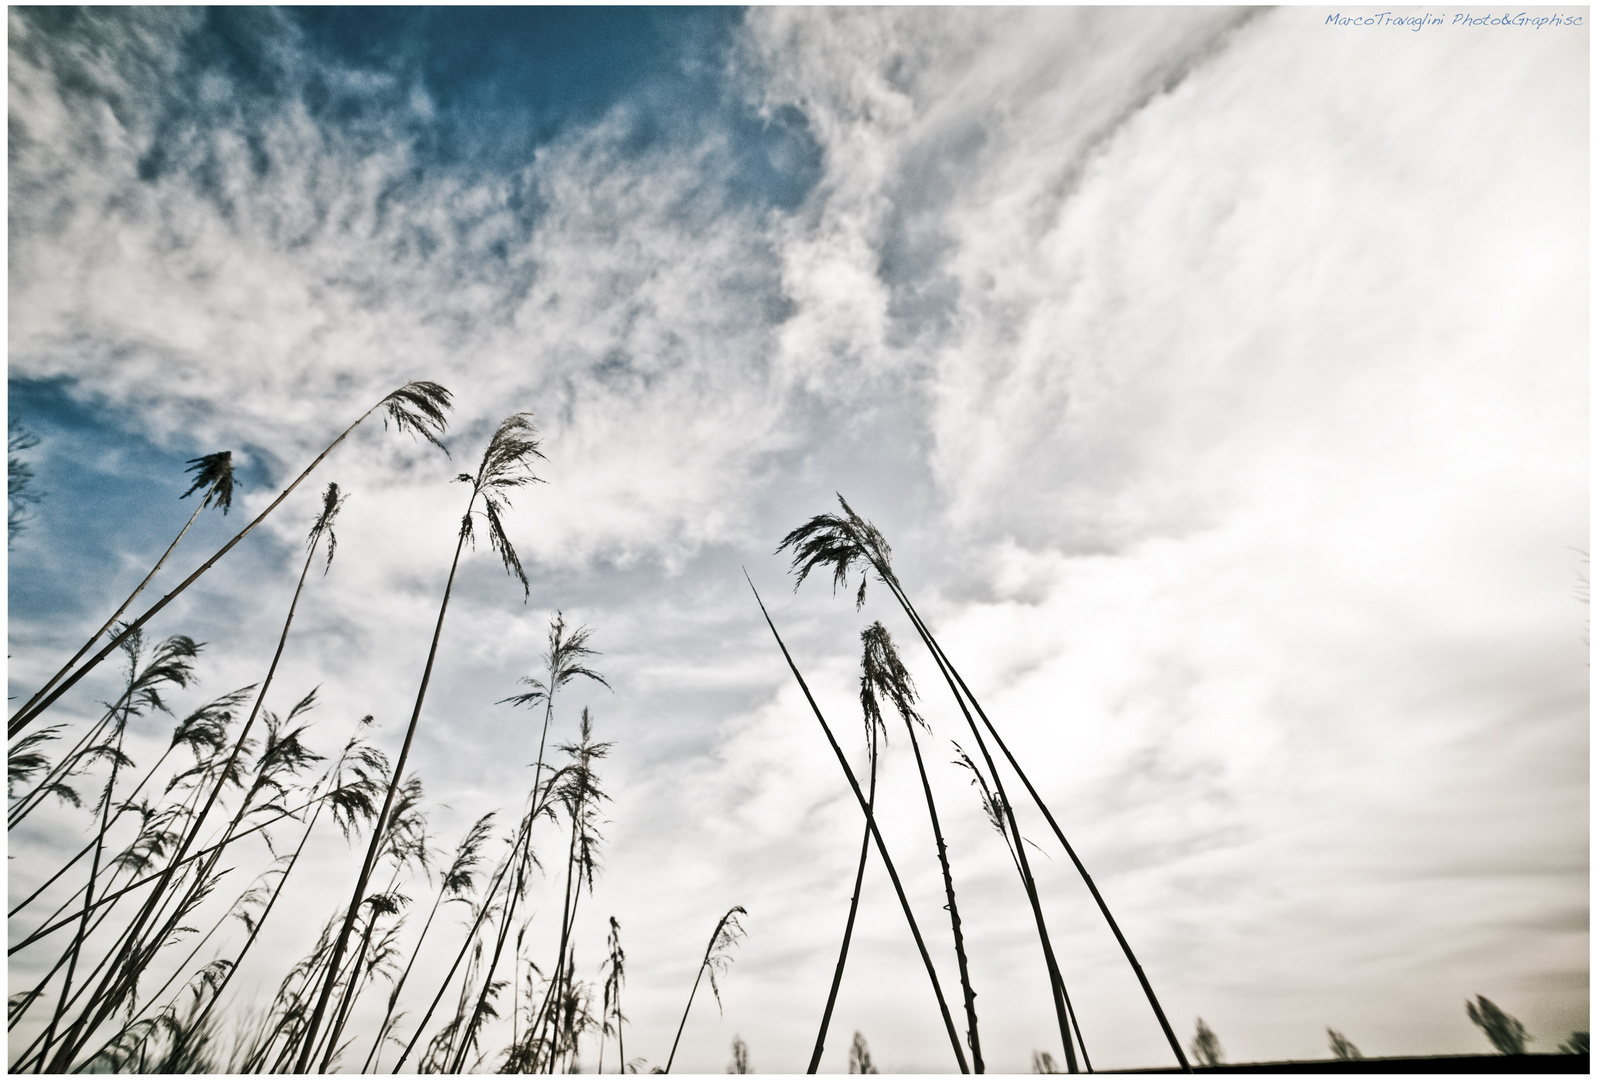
xmin=863 ymin=620 xmax=984 ymax=1072
xmin=808 ymin=630 xmax=890 ymax=1073
xmin=361 ymin=811 xmax=498 ymax=1072
xmin=598 ymin=916 xmax=627 ymax=1074
xmin=460 ymin=616 xmax=610 ymax=1071
xmin=35 ymin=485 xmax=347 ymax=1072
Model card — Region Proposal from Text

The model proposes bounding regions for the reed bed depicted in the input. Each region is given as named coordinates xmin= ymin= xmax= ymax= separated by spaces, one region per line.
xmin=10 ymin=386 xmax=1183 ymax=1074
xmin=8 ymin=388 xmax=751 ymax=1075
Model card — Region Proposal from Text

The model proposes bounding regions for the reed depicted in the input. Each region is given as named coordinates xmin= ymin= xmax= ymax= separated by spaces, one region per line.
xmin=779 ymin=495 xmax=1191 ymax=1072
xmin=863 ymin=621 xmax=984 ymax=1072
xmin=664 ymin=905 xmax=747 ymax=1074
xmin=458 ymin=616 xmax=610 ymax=1072
xmin=361 ymin=811 xmax=498 ymax=1072
xmin=297 ymin=413 xmax=543 ymax=1073
xmin=746 ymin=574 xmax=970 ymax=1074
xmin=598 ymin=916 xmax=627 ymax=1074
xmin=35 ymin=484 xmax=350 ymax=1072
xmin=808 ymin=631 xmax=888 ymax=1074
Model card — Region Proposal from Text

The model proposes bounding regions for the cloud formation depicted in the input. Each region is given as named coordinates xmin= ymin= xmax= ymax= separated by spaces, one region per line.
xmin=8 ymin=7 xmax=1586 ymax=1072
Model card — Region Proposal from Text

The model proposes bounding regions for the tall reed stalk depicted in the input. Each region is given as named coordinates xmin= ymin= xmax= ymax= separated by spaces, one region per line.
xmin=296 ymin=413 xmax=544 ymax=1073
xmin=664 ymin=905 xmax=747 ymax=1074
xmin=598 ymin=916 xmax=626 ymax=1074
xmin=779 ymin=496 xmax=1191 ymax=1072
xmin=456 ymin=617 xmax=609 ymax=1071
xmin=862 ymin=621 xmax=985 ymax=1072
xmin=360 ymin=812 xmax=496 ymax=1072
xmin=746 ymin=575 xmax=970 ymax=1074
xmin=808 ymin=637 xmax=886 ymax=1074
xmin=9 ymin=635 xmax=204 ymax=832
xmin=10 ymin=381 xmax=451 ymax=740
xmin=8 ymin=687 xmax=247 ymax=923
xmin=508 ymin=707 xmax=609 ymax=1073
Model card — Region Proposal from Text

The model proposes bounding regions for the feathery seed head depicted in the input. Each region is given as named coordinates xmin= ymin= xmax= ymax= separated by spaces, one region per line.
xmin=704 ymin=906 xmax=749 ymax=1013
xmin=380 ymin=381 xmax=454 ymax=454
xmin=500 ymin=613 xmax=611 ymax=709
xmin=459 ymin=412 xmax=546 ymax=596
xmin=308 ymin=482 xmax=347 ymax=572
xmin=777 ymin=494 xmax=897 ymax=607
xmin=860 ymin=621 xmax=920 ymax=741
xmin=181 ymin=451 xmax=235 ymax=514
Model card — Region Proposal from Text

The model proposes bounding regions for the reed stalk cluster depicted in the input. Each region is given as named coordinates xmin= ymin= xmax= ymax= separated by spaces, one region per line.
xmin=756 ymin=495 xmax=1193 ymax=1074
xmin=9 ymin=384 xmax=744 ymax=1074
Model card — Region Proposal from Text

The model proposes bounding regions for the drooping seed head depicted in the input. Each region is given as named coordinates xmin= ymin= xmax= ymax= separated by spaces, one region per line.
xmin=860 ymin=621 xmax=921 ymax=742
xmin=308 ymin=482 xmax=347 ymax=572
xmin=777 ymin=494 xmax=897 ymax=608
xmin=181 ymin=451 xmax=236 ymax=514
xmin=380 ymin=381 xmax=454 ymax=454
xmin=458 ymin=412 xmax=547 ymax=596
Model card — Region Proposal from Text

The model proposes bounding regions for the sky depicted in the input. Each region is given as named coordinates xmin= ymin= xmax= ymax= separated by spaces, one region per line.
xmin=6 ymin=5 xmax=1588 ymax=1074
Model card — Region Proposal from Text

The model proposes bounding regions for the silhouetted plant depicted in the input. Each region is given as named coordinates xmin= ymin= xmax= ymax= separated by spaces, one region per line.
xmin=848 ymin=1031 xmax=877 ymax=1074
xmin=361 ymin=811 xmax=498 ymax=1072
xmin=664 ymin=905 xmax=748 ymax=1073
xmin=1560 ymin=1031 xmax=1589 ymax=1054
xmin=728 ymin=1034 xmax=751 ymax=1074
xmin=1327 ymin=1028 xmax=1362 ymax=1060
xmin=13 ymin=451 xmax=235 ymax=731
xmin=1467 ymin=996 xmax=1529 ymax=1055
xmin=1032 ymin=1050 xmax=1059 ymax=1073
xmin=747 ymin=575 xmax=970 ymax=1074
xmin=1190 ymin=1018 xmax=1223 ymax=1067
xmin=598 ymin=916 xmax=628 ymax=1075
xmin=510 ymin=708 xmax=611 ymax=1073
xmin=461 ymin=614 xmax=610 ymax=1072
xmin=808 ymin=628 xmax=888 ymax=1075
xmin=298 ymin=412 xmax=541 ymax=1072
xmin=34 ymin=485 xmax=348 ymax=1073
xmin=8 ymin=419 xmax=43 ymax=544
xmin=779 ymin=494 xmax=1190 ymax=1073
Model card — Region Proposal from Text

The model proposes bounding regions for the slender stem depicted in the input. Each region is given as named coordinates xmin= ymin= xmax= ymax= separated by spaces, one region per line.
xmin=193 ymin=797 xmax=325 ymax=1035
xmin=453 ymin=810 xmax=541 ymax=1070
xmin=808 ymin=727 xmax=877 ymax=1073
xmin=9 ymin=737 xmax=181 ymax=916
xmin=10 ymin=702 xmax=122 ymax=830
xmin=747 ymin=575 xmax=970 ymax=1073
xmin=36 ymin=706 xmax=131 ymax=1070
xmin=10 ymin=792 xmax=330 ymax=957
xmin=894 ymin=587 xmax=1190 ymax=1072
xmin=388 ymin=828 xmax=524 ymax=1073
xmin=904 ymin=716 xmax=984 ymax=1072
xmin=664 ymin=907 xmax=741 ymax=1074
xmin=298 ymin=514 xmax=473 ymax=1073
xmin=359 ymin=867 xmax=451 ymax=1074
xmin=883 ymin=579 xmax=1077 ymax=1071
